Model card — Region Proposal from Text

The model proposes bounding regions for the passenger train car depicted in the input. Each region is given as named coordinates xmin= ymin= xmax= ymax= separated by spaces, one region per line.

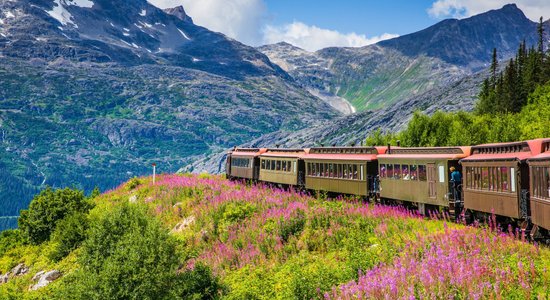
xmin=303 ymin=147 xmax=386 ymax=196
xmin=377 ymin=146 xmax=471 ymax=215
xmin=528 ymin=139 xmax=550 ymax=235
xmin=225 ymin=138 xmax=550 ymax=237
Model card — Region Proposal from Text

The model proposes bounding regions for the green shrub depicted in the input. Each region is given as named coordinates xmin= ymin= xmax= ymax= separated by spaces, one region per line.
xmin=49 ymin=212 xmax=89 ymax=262
xmin=18 ymin=187 xmax=93 ymax=245
xmin=126 ymin=177 xmax=142 ymax=190
xmin=278 ymin=211 xmax=306 ymax=242
xmin=177 ymin=264 xmax=225 ymax=300
xmin=0 ymin=229 xmax=24 ymax=256
xmin=71 ymin=203 xmax=181 ymax=299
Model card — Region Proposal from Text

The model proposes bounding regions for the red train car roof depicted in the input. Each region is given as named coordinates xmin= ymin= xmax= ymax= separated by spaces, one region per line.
xmin=462 ymin=138 xmax=549 ymax=162
xmin=261 ymin=148 xmax=308 ymax=158
xmin=230 ymin=148 xmax=267 ymax=157
xmin=527 ymin=139 xmax=550 ymax=162
xmin=302 ymin=146 xmax=386 ymax=161
xmin=377 ymin=146 xmax=471 ymax=160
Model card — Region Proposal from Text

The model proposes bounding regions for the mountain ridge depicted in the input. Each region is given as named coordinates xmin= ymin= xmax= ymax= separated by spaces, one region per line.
xmin=0 ymin=0 xmax=339 ymax=219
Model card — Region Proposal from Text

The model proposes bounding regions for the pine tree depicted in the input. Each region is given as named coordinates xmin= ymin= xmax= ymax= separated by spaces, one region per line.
xmin=490 ymin=48 xmax=498 ymax=85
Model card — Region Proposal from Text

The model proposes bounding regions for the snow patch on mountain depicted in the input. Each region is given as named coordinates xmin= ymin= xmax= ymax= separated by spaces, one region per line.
xmin=177 ymin=28 xmax=190 ymax=40
xmin=46 ymin=0 xmax=76 ymax=27
xmin=67 ymin=0 xmax=94 ymax=8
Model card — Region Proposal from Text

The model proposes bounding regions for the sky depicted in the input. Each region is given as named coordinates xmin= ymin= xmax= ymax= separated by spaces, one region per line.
xmin=147 ymin=0 xmax=550 ymax=52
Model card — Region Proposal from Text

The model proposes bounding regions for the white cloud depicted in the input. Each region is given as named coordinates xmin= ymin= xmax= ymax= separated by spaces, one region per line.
xmin=148 ymin=0 xmax=266 ymax=46
xmin=428 ymin=0 xmax=550 ymax=21
xmin=263 ymin=22 xmax=398 ymax=52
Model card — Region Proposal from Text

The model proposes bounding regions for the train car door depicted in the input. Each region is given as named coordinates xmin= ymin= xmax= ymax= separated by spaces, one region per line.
xmin=427 ymin=163 xmax=437 ymax=198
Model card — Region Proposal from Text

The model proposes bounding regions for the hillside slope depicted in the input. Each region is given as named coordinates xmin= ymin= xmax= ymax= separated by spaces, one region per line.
xmin=0 ymin=175 xmax=549 ymax=299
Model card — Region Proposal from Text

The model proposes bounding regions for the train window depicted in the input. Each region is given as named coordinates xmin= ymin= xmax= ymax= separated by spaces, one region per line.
xmin=500 ymin=167 xmax=509 ymax=192
xmin=511 ymin=168 xmax=516 ymax=192
xmin=481 ymin=167 xmax=489 ymax=190
xmin=271 ymin=160 xmax=275 ymax=170
xmin=283 ymin=161 xmax=287 ymax=172
xmin=276 ymin=160 xmax=281 ymax=171
xmin=438 ymin=165 xmax=445 ymax=183
xmin=341 ymin=164 xmax=346 ymax=178
xmin=380 ymin=164 xmax=387 ymax=178
xmin=541 ymin=167 xmax=550 ymax=199
xmin=418 ymin=165 xmax=427 ymax=181
xmin=261 ymin=160 xmax=266 ymax=169
xmin=328 ymin=163 xmax=334 ymax=177
xmin=325 ymin=163 xmax=329 ymax=177
xmin=360 ymin=165 xmax=364 ymax=181
xmin=352 ymin=165 xmax=357 ymax=180
xmin=315 ymin=163 xmax=320 ymax=176
xmin=293 ymin=161 xmax=296 ymax=173
xmin=394 ymin=164 xmax=401 ymax=179
xmin=387 ymin=164 xmax=394 ymax=179
xmin=410 ymin=165 xmax=417 ymax=180
xmin=338 ymin=164 xmax=343 ymax=178
xmin=402 ymin=165 xmax=409 ymax=180
xmin=349 ymin=165 xmax=354 ymax=179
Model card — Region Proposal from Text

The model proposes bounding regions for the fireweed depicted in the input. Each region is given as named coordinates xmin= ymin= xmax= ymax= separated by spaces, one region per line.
xmin=101 ymin=174 xmax=550 ymax=299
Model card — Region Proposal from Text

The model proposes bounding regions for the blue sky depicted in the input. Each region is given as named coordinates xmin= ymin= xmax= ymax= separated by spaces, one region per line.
xmin=149 ymin=0 xmax=550 ymax=51
xmin=264 ymin=0 xmax=437 ymax=38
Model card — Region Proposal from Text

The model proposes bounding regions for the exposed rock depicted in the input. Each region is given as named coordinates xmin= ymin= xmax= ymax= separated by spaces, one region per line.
xmin=0 ymin=263 xmax=30 ymax=285
xmin=171 ymin=215 xmax=195 ymax=233
xmin=11 ymin=263 xmax=29 ymax=277
xmin=31 ymin=271 xmax=46 ymax=282
xmin=163 ymin=6 xmax=193 ymax=23
xmin=29 ymin=270 xmax=62 ymax=291
xmin=0 ymin=273 xmax=9 ymax=284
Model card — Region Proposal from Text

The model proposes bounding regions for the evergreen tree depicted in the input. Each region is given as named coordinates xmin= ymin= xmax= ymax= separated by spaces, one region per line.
xmin=491 ymin=48 xmax=499 ymax=84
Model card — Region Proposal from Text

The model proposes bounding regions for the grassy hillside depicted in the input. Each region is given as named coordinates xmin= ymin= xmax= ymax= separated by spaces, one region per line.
xmin=1 ymin=174 xmax=549 ymax=299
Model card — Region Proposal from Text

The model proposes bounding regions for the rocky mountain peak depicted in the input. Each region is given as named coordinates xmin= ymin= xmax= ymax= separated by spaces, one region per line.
xmin=377 ymin=3 xmax=538 ymax=71
xmin=163 ymin=6 xmax=193 ymax=24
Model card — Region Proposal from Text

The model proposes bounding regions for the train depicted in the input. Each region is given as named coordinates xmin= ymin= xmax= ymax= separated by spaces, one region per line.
xmin=225 ymin=138 xmax=550 ymax=239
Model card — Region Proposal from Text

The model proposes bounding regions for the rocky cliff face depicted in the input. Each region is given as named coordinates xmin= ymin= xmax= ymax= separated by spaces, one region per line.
xmin=0 ymin=0 xmax=338 ymax=217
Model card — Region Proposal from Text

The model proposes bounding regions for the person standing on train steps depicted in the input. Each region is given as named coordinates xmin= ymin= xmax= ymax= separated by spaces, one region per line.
xmin=450 ymin=166 xmax=462 ymax=221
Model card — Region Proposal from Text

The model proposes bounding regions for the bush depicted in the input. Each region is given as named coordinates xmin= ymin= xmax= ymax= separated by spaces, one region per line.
xmin=71 ymin=203 xmax=181 ymax=299
xmin=177 ymin=264 xmax=224 ymax=300
xmin=18 ymin=187 xmax=93 ymax=245
xmin=126 ymin=177 xmax=142 ymax=190
xmin=0 ymin=229 xmax=24 ymax=256
xmin=49 ymin=212 xmax=89 ymax=262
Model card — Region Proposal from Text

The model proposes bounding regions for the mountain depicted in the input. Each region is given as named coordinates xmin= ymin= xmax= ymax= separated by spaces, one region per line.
xmin=190 ymin=4 xmax=546 ymax=174
xmin=0 ymin=0 xmax=339 ymax=218
xmin=188 ymin=68 xmax=487 ymax=174
xmin=258 ymin=4 xmax=541 ymax=111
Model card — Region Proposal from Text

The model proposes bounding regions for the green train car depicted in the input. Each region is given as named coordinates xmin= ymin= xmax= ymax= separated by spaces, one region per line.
xmin=377 ymin=147 xmax=471 ymax=214
xmin=259 ymin=149 xmax=306 ymax=186
xmin=303 ymin=147 xmax=386 ymax=196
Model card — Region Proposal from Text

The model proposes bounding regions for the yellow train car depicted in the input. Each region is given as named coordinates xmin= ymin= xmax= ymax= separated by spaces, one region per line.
xmin=378 ymin=147 xmax=471 ymax=214
xmin=303 ymin=147 xmax=386 ymax=196
xmin=259 ymin=149 xmax=307 ymax=186
xmin=228 ymin=148 xmax=266 ymax=181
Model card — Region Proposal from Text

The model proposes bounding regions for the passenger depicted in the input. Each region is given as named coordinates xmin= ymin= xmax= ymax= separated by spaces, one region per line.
xmin=450 ymin=166 xmax=463 ymax=221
